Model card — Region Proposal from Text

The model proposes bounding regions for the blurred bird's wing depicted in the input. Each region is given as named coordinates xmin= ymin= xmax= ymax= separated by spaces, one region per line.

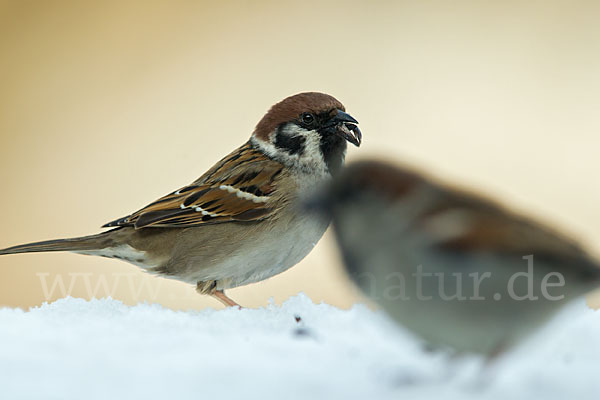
xmin=419 ymin=192 xmax=600 ymax=279
xmin=102 ymin=142 xmax=284 ymax=229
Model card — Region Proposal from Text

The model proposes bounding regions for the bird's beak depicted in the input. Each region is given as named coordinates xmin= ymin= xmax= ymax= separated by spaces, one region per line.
xmin=332 ymin=110 xmax=362 ymax=147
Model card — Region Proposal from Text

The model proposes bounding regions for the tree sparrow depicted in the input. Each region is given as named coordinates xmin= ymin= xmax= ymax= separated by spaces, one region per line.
xmin=308 ymin=160 xmax=600 ymax=357
xmin=0 ymin=92 xmax=362 ymax=307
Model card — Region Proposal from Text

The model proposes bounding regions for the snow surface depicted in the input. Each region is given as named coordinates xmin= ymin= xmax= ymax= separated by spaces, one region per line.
xmin=1 ymin=294 xmax=599 ymax=400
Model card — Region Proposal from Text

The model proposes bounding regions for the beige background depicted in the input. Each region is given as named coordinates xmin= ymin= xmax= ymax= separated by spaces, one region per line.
xmin=1 ymin=0 xmax=599 ymax=310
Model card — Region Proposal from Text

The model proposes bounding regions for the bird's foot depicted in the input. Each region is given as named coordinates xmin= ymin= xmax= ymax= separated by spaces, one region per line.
xmin=211 ymin=290 xmax=242 ymax=309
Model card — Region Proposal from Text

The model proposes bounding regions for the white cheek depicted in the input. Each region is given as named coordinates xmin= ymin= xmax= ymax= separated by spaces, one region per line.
xmin=297 ymin=128 xmax=329 ymax=175
xmin=251 ymin=126 xmax=332 ymax=178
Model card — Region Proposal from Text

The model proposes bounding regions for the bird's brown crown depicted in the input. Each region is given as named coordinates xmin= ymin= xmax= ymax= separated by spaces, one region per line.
xmin=253 ymin=92 xmax=345 ymax=140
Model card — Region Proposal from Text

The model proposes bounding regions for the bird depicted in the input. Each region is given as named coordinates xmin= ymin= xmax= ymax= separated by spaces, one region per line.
xmin=0 ymin=92 xmax=362 ymax=307
xmin=307 ymin=159 xmax=600 ymax=357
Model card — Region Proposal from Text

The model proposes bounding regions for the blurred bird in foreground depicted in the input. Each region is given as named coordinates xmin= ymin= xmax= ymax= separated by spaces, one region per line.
xmin=308 ymin=160 xmax=600 ymax=358
xmin=0 ymin=92 xmax=361 ymax=307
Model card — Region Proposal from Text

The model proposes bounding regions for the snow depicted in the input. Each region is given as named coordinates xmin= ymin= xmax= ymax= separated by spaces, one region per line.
xmin=0 ymin=294 xmax=599 ymax=400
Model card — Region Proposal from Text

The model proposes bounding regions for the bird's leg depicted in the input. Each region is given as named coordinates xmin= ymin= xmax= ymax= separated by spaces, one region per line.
xmin=197 ymin=281 xmax=242 ymax=308
xmin=211 ymin=290 xmax=242 ymax=308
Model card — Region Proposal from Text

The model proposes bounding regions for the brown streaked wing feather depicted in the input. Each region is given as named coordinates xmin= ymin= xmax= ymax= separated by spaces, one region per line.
xmin=102 ymin=142 xmax=284 ymax=229
xmin=418 ymin=192 xmax=599 ymax=277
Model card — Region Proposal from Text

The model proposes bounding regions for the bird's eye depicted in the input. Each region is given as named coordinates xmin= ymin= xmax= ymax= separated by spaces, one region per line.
xmin=301 ymin=113 xmax=315 ymax=125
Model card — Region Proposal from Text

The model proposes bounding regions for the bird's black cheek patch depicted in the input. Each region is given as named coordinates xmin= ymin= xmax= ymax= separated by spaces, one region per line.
xmin=274 ymin=127 xmax=306 ymax=155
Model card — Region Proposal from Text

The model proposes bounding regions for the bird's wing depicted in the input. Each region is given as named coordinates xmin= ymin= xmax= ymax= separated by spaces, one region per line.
xmin=418 ymin=191 xmax=600 ymax=278
xmin=103 ymin=142 xmax=285 ymax=229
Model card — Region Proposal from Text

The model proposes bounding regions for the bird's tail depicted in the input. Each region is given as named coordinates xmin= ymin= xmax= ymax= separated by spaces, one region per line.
xmin=0 ymin=231 xmax=116 ymax=256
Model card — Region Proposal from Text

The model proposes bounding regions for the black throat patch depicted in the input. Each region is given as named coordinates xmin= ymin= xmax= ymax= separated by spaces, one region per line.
xmin=320 ymin=133 xmax=347 ymax=176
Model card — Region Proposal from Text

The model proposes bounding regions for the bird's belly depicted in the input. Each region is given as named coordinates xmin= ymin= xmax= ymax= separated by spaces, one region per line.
xmin=359 ymin=248 xmax=579 ymax=355
xmin=174 ymin=214 xmax=330 ymax=289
